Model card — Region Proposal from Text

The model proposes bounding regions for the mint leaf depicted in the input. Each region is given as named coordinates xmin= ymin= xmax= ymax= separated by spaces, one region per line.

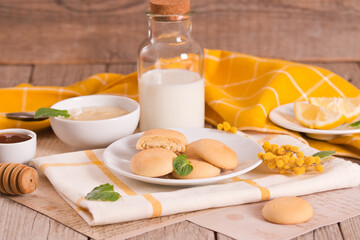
xmin=173 ymin=154 xmax=193 ymax=176
xmin=348 ymin=120 xmax=360 ymax=128
xmin=312 ymin=151 xmax=335 ymax=159
xmin=85 ymin=183 xmax=120 ymax=201
xmin=35 ymin=108 xmax=70 ymax=119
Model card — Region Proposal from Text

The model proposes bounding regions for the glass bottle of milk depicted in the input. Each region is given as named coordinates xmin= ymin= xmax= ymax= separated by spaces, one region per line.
xmin=138 ymin=0 xmax=204 ymax=131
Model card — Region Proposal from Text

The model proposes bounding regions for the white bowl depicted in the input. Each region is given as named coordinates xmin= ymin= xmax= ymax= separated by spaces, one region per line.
xmin=0 ymin=128 xmax=37 ymax=165
xmin=50 ymin=95 xmax=140 ymax=149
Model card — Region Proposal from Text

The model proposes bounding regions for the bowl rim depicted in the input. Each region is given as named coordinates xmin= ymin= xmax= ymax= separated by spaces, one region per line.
xmin=0 ymin=128 xmax=37 ymax=146
xmin=50 ymin=95 xmax=140 ymax=123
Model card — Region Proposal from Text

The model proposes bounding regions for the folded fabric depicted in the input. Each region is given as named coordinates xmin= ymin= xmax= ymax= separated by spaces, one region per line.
xmin=31 ymin=132 xmax=360 ymax=226
xmin=2 ymin=49 xmax=360 ymax=156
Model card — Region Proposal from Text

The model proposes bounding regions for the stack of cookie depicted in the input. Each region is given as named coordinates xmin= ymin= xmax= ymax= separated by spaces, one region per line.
xmin=131 ymin=129 xmax=239 ymax=179
xmin=0 ymin=163 xmax=39 ymax=195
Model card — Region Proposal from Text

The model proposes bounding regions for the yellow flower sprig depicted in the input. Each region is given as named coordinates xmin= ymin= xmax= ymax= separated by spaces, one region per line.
xmin=258 ymin=142 xmax=324 ymax=175
xmin=217 ymin=121 xmax=237 ymax=134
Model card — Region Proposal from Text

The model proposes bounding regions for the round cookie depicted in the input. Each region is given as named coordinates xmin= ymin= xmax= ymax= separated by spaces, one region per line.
xmin=18 ymin=167 xmax=39 ymax=194
xmin=2 ymin=163 xmax=19 ymax=195
xmin=136 ymin=128 xmax=187 ymax=152
xmin=10 ymin=164 xmax=27 ymax=195
xmin=190 ymin=139 xmax=238 ymax=169
xmin=262 ymin=197 xmax=313 ymax=225
xmin=0 ymin=163 xmax=11 ymax=194
xmin=131 ymin=148 xmax=176 ymax=177
xmin=183 ymin=142 xmax=202 ymax=160
xmin=172 ymin=159 xmax=220 ymax=179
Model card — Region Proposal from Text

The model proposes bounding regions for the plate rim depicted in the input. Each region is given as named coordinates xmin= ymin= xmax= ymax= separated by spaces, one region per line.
xmin=269 ymin=103 xmax=360 ymax=135
xmin=103 ymin=128 xmax=263 ymax=186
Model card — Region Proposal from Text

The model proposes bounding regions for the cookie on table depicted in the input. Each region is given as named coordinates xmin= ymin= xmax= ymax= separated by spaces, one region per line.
xmin=131 ymin=148 xmax=176 ymax=177
xmin=189 ymin=139 xmax=238 ymax=170
xmin=262 ymin=197 xmax=313 ymax=225
xmin=172 ymin=159 xmax=220 ymax=179
xmin=136 ymin=128 xmax=187 ymax=152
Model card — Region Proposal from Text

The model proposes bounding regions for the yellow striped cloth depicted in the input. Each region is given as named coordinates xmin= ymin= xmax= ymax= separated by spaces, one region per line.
xmin=1 ymin=49 xmax=360 ymax=157
xmin=30 ymin=132 xmax=360 ymax=225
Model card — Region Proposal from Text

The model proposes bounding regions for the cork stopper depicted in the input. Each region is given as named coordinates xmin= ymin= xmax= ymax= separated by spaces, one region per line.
xmin=150 ymin=0 xmax=190 ymax=15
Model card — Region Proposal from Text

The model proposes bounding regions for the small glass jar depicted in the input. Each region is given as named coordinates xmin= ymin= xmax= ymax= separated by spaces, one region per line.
xmin=137 ymin=11 xmax=204 ymax=131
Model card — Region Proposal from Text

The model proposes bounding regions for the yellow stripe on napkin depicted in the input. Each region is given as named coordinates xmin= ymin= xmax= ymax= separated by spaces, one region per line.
xmin=75 ymin=197 xmax=88 ymax=213
xmin=232 ymin=177 xmax=270 ymax=201
xmin=40 ymin=161 xmax=97 ymax=172
xmin=142 ymin=194 xmax=162 ymax=218
xmin=84 ymin=150 xmax=137 ymax=196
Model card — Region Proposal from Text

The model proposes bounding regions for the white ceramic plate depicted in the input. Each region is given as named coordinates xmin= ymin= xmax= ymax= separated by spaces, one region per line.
xmin=103 ymin=128 xmax=263 ymax=186
xmin=269 ymin=103 xmax=360 ymax=139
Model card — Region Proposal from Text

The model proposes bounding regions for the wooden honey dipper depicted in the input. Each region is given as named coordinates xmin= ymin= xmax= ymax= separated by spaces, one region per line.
xmin=0 ymin=163 xmax=39 ymax=195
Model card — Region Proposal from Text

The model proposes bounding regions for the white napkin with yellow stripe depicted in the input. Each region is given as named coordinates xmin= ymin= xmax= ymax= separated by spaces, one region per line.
xmin=31 ymin=132 xmax=360 ymax=226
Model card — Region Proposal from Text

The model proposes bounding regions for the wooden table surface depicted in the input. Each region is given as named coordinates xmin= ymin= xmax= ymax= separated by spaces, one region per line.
xmin=2 ymin=0 xmax=360 ymax=239
xmin=0 ymin=62 xmax=360 ymax=240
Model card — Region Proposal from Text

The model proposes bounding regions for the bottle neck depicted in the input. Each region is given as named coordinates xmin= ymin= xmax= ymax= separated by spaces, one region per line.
xmin=148 ymin=17 xmax=192 ymax=43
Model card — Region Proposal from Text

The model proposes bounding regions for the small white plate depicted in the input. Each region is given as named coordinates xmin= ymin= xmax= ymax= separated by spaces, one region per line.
xmin=103 ymin=128 xmax=263 ymax=186
xmin=269 ymin=103 xmax=360 ymax=140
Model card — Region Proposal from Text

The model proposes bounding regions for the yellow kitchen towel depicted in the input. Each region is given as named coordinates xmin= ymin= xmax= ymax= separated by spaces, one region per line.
xmin=1 ymin=49 xmax=360 ymax=156
xmin=31 ymin=131 xmax=360 ymax=226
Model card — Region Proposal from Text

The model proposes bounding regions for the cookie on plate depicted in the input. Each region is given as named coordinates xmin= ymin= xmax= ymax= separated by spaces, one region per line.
xmin=262 ymin=197 xmax=313 ymax=224
xmin=183 ymin=142 xmax=202 ymax=160
xmin=189 ymin=139 xmax=238 ymax=169
xmin=172 ymin=159 xmax=220 ymax=179
xmin=136 ymin=128 xmax=187 ymax=152
xmin=130 ymin=148 xmax=176 ymax=177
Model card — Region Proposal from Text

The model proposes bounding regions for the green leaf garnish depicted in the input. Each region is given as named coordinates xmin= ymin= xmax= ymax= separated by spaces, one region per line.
xmin=173 ymin=154 xmax=193 ymax=176
xmin=348 ymin=120 xmax=360 ymax=128
xmin=85 ymin=183 xmax=120 ymax=201
xmin=35 ymin=108 xmax=70 ymax=119
xmin=312 ymin=151 xmax=335 ymax=159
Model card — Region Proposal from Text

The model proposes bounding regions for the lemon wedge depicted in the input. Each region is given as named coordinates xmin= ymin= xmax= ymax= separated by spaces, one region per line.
xmin=294 ymin=102 xmax=346 ymax=129
xmin=309 ymin=97 xmax=360 ymax=123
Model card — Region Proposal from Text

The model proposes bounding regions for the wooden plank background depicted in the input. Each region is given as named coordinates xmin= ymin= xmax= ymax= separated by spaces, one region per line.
xmin=1 ymin=0 xmax=360 ymax=65
xmin=1 ymin=1 xmax=360 ymax=239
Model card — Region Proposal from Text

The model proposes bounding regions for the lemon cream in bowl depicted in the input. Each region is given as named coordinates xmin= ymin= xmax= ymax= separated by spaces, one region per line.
xmin=68 ymin=106 xmax=128 ymax=121
xmin=50 ymin=95 xmax=140 ymax=149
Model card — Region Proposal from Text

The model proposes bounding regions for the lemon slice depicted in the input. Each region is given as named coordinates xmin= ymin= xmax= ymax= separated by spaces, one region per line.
xmin=294 ymin=102 xmax=346 ymax=129
xmin=309 ymin=97 xmax=360 ymax=123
